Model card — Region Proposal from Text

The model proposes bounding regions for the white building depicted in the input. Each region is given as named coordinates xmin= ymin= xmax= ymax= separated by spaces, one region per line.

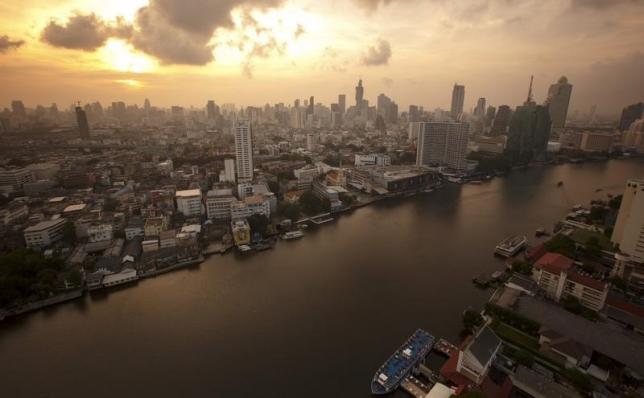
xmin=354 ymin=153 xmax=391 ymax=167
xmin=612 ymin=179 xmax=644 ymax=263
xmin=219 ymin=158 xmax=236 ymax=183
xmin=0 ymin=167 xmax=34 ymax=191
xmin=416 ymin=122 xmax=469 ymax=171
xmin=23 ymin=218 xmax=66 ymax=249
xmin=408 ymin=121 xmax=422 ymax=141
xmin=87 ymin=223 xmax=113 ymax=243
xmin=234 ymin=120 xmax=254 ymax=182
xmin=176 ymin=189 xmax=203 ymax=217
xmin=230 ymin=200 xmax=252 ymax=220
xmin=206 ymin=189 xmax=235 ymax=220
xmin=306 ymin=133 xmax=318 ymax=152
xmin=245 ymin=195 xmax=271 ymax=218
xmin=456 ymin=326 xmax=502 ymax=384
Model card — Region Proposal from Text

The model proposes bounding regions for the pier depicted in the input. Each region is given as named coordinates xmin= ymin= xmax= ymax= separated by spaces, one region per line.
xmin=400 ymin=376 xmax=429 ymax=398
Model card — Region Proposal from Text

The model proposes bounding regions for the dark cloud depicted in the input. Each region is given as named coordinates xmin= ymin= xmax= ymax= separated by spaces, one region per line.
xmin=129 ymin=6 xmax=214 ymax=65
xmin=570 ymin=0 xmax=644 ymax=10
xmin=40 ymin=0 xmax=288 ymax=66
xmin=361 ymin=39 xmax=392 ymax=66
xmin=0 ymin=35 xmax=25 ymax=53
xmin=41 ymin=13 xmax=131 ymax=51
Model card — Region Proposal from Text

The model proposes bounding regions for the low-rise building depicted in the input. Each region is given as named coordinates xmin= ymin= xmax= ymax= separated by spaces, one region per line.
xmin=87 ymin=223 xmax=113 ymax=243
xmin=354 ymin=153 xmax=391 ymax=167
xmin=23 ymin=218 xmax=66 ymax=249
xmin=176 ymin=189 xmax=203 ymax=217
xmin=159 ymin=229 xmax=177 ymax=248
xmin=206 ymin=189 xmax=235 ymax=220
xmin=231 ymin=219 xmax=251 ymax=246
xmin=455 ymin=326 xmax=502 ymax=384
xmin=532 ymin=252 xmax=608 ymax=311
xmin=144 ymin=216 xmax=166 ymax=237
xmin=124 ymin=217 xmax=145 ymax=240
xmin=1 ymin=202 xmax=29 ymax=226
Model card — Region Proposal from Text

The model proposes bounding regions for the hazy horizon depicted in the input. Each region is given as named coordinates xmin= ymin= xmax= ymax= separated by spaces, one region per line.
xmin=1 ymin=0 xmax=643 ymax=117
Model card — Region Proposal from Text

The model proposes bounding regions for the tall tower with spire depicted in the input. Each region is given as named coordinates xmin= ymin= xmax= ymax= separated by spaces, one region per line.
xmin=355 ymin=79 xmax=364 ymax=108
xmin=524 ymin=75 xmax=536 ymax=107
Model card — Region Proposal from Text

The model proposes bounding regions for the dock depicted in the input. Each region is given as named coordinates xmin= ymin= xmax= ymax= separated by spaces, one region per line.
xmin=433 ymin=338 xmax=458 ymax=357
xmin=400 ymin=376 xmax=429 ymax=398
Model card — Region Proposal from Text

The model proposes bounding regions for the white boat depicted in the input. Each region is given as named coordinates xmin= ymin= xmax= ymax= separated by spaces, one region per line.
xmin=446 ymin=176 xmax=463 ymax=184
xmin=238 ymin=244 xmax=252 ymax=252
xmin=494 ymin=235 xmax=528 ymax=257
xmin=281 ymin=230 xmax=304 ymax=240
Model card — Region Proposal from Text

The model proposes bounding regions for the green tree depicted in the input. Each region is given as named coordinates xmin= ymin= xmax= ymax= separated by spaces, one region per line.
xmin=513 ymin=350 xmax=535 ymax=367
xmin=247 ymin=214 xmax=270 ymax=236
xmin=544 ymin=235 xmax=577 ymax=258
xmin=463 ymin=310 xmax=484 ymax=333
xmin=562 ymin=368 xmax=593 ymax=392
xmin=585 ymin=237 xmax=602 ymax=259
xmin=62 ymin=222 xmax=77 ymax=245
xmin=103 ymin=197 xmax=119 ymax=212
xmin=278 ymin=202 xmax=301 ymax=221
xmin=511 ymin=261 xmax=533 ymax=275
xmin=299 ymin=191 xmax=330 ymax=215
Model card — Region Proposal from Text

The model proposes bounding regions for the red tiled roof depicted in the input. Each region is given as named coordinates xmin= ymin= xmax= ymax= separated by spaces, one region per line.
xmin=606 ymin=297 xmax=644 ymax=318
xmin=525 ymin=243 xmax=547 ymax=261
xmin=567 ymin=271 xmax=606 ymax=291
xmin=535 ymin=252 xmax=573 ymax=275
xmin=440 ymin=351 xmax=475 ymax=388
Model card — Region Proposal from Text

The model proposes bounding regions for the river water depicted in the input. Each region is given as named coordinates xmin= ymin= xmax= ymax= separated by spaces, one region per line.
xmin=1 ymin=160 xmax=643 ymax=398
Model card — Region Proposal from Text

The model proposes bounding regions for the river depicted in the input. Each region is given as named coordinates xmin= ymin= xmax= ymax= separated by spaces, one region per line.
xmin=1 ymin=159 xmax=642 ymax=397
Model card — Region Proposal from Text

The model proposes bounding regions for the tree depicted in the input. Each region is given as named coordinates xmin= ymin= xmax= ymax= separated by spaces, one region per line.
xmin=513 ymin=350 xmax=535 ymax=367
xmin=608 ymin=195 xmax=622 ymax=210
xmin=278 ymin=202 xmax=301 ymax=221
xmin=247 ymin=214 xmax=270 ymax=236
xmin=299 ymin=191 xmax=330 ymax=215
xmin=463 ymin=310 xmax=484 ymax=333
xmin=562 ymin=368 xmax=593 ymax=392
xmin=585 ymin=237 xmax=602 ymax=259
xmin=103 ymin=197 xmax=118 ymax=212
xmin=544 ymin=235 xmax=576 ymax=258
xmin=62 ymin=222 xmax=77 ymax=245
xmin=339 ymin=193 xmax=355 ymax=207
xmin=512 ymin=261 xmax=533 ymax=275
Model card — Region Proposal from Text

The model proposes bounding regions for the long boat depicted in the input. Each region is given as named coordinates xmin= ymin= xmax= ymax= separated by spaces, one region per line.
xmin=370 ymin=329 xmax=434 ymax=395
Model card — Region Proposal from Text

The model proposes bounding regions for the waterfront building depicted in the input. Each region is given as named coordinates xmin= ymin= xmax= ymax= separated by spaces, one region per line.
xmin=472 ymin=136 xmax=506 ymax=155
xmin=416 ymin=122 xmax=469 ymax=171
xmin=23 ymin=218 xmax=66 ymax=249
xmin=560 ymin=131 xmax=614 ymax=152
xmin=159 ymin=230 xmax=177 ymax=248
xmin=176 ymin=189 xmax=203 ymax=217
xmin=621 ymin=119 xmax=644 ymax=153
xmin=244 ymin=195 xmax=271 ymax=218
xmin=532 ymin=253 xmax=608 ymax=311
xmin=491 ymin=105 xmax=512 ymax=134
xmin=544 ymin=76 xmax=573 ymax=130
xmin=619 ymin=102 xmax=644 ymax=132
xmin=450 ymin=84 xmax=465 ymax=119
xmin=612 ymin=179 xmax=644 ymax=264
xmin=234 ymin=120 xmax=254 ymax=182
xmin=206 ymin=189 xmax=235 ymax=220
xmin=231 ymin=219 xmax=251 ymax=246
xmin=454 ymin=326 xmax=502 ymax=384
xmin=124 ymin=217 xmax=145 ymax=240
xmin=506 ymin=105 xmax=551 ymax=163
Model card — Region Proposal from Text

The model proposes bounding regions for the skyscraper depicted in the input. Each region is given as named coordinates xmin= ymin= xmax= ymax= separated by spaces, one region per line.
xmin=234 ymin=120 xmax=254 ymax=183
xmin=506 ymin=104 xmax=551 ymax=163
xmin=307 ymin=96 xmax=315 ymax=116
xmin=338 ymin=95 xmax=346 ymax=115
xmin=523 ymin=75 xmax=536 ymax=107
xmin=144 ymin=98 xmax=151 ymax=115
xmin=355 ymin=79 xmax=364 ymax=108
xmin=75 ymin=105 xmax=90 ymax=139
xmin=545 ymin=76 xmax=573 ymax=129
xmin=409 ymin=105 xmax=420 ymax=123
xmin=612 ymin=179 xmax=644 ymax=259
xmin=485 ymin=106 xmax=496 ymax=127
xmin=474 ymin=98 xmax=486 ymax=118
xmin=619 ymin=102 xmax=644 ymax=131
xmin=492 ymin=105 xmax=512 ymax=134
xmin=416 ymin=121 xmax=469 ymax=170
xmin=206 ymin=100 xmax=217 ymax=120
xmin=450 ymin=84 xmax=465 ymax=119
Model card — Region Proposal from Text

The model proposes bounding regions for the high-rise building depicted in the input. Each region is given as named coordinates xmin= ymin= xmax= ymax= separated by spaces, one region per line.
xmin=485 ymin=106 xmax=496 ymax=127
xmin=75 ymin=105 xmax=90 ymax=139
xmin=619 ymin=103 xmax=644 ymax=132
xmin=492 ymin=105 xmax=512 ymax=134
xmin=306 ymin=133 xmax=318 ymax=152
xmin=409 ymin=105 xmax=420 ymax=123
xmin=234 ymin=120 xmax=254 ymax=183
xmin=474 ymin=98 xmax=486 ymax=118
xmin=377 ymin=94 xmax=391 ymax=114
xmin=612 ymin=179 xmax=644 ymax=263
xmin=355 ymin=80 xmax=364 ymax=108
xmin=416 ymin=121 xmax=469 ymax=170
xmin=506 ymin=105 xmax=551 ymax=163
xmin=338 ymin=95 xmax=346 ymax=114
xmin=206 ymin=100 xmax=217 ymax=120
xmin=111 ymin=101 xmax=126 ymax=120
xmin=450 ymin=84 xmax=465 ymax=119
xmin=219 ymin=158 xmax=236 ymax=183
xmin=144 ymin=98 xmax=151 ymax=115
xmin=545 ymin=76 xmax=573 ymax=129
xmin=307 ymin=96 xmax=315 ymax=116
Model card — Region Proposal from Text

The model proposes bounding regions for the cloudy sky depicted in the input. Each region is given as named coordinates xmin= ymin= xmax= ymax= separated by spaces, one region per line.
xmin=0 ymin=0 xmax=642 ymax=116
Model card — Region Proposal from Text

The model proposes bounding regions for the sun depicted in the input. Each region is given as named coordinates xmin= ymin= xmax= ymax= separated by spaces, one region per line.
xmin=99 ymin=39 xmax=156 ymax=73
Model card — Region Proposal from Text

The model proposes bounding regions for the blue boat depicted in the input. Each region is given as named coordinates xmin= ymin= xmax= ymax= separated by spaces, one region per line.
xmin=370 ymin=329 xmax=434 ymax=395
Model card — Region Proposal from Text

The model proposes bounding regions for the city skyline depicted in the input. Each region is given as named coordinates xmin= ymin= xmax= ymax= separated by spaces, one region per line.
xmin=1 ymin=0 xmax=643 ymax=116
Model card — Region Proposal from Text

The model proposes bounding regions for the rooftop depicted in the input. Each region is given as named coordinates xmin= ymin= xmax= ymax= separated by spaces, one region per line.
xmin=24 ymin=218 xmax=65 ymax=232
xmin=535 ymin=252 xmax=573 ymax=275
xmin=63 ymin=203 xmax=87 ymax=213
xmin=176 ymin=189 xmax=201 ymax=198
